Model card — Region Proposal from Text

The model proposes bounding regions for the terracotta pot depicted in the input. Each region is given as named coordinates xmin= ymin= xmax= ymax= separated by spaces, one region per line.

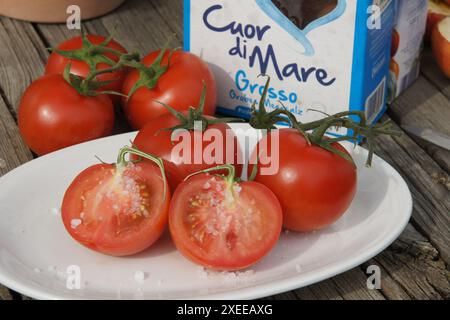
xmin=0 ymin=0 xmax=125 ymax=23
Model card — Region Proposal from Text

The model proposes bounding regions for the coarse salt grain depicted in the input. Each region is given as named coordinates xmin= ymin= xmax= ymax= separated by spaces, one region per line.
xmin=134 ymin=271 xmax=146 ymax=283
xmin=51 ymin=208 xmax=60 ymax=216
xmin=222 ymin=272 xmax=237 ymax=282
xmin=71 ymin=219 xmax=82 ymax=229
xmin=295 ymin=265 xmax=302 ymax=273
xmin=34 ymin=268 xmax=41 ymax=274
xmin=203 ymin=182 xmax=211 ymax=189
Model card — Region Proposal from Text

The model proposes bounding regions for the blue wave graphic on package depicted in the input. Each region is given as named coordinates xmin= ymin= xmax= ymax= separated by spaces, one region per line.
xmin=255 ymin=0 xmax=347 ymax=56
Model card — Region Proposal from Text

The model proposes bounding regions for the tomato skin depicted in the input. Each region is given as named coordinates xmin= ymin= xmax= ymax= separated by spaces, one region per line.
xmin=61 ymin=162 xmax=170 ymax=257
xmin=122 ymin=50 xmax=217 ymax=130
xmin=169 ymin=174 xmax=282 ymax=271
xmin=252 ymin=129 xmax=357 ymax=232
xmin=132 ymin=113 xmax=242 ymax=191
xmin=45 ymin=35 xmax=128 ymax=104
xmin=18 ymin=74 xmax=114 ymax=155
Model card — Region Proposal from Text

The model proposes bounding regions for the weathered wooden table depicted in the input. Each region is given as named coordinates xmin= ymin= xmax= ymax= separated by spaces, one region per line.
xmin=0 ymin=0 xmax=449 ymax=300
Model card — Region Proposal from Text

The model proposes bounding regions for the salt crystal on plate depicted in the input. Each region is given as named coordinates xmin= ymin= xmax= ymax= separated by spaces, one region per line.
xmin=34 ymin=268 xmax=41 ymax=274
xmin=295 ymin=265 xmax=302 ymax=273
xmin=51 ymin=208 xmax=60 ymax=216
xmin=134 ymin=271 xmax=146 ymax=283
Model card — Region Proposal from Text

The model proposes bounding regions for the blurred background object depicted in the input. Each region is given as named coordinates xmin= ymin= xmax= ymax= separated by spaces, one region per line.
xmin=0 ymin=0 xmax=125 ymax=23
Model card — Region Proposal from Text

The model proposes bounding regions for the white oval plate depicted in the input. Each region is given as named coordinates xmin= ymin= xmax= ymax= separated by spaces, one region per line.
xmin=0 ymin=124 xmax=412 ymax=300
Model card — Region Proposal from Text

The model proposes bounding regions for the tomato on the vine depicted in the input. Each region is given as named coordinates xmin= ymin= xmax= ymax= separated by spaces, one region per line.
xmin=169 ymin=165 xmax=282 ymax=271
xmin=61 ymin=147 xmax=170 ymax=256
xmin=251 ymin=129 xmax=357 ymax=232
xmin=122 ymin=49 xmax=217 ymax=130
xmin=247 ymin=76 xmax=397 ymax=233
xmin=132 ymin=86 xmax=241 ymax=191
xmin=18 ymin=74 xmax=114 ymax=155
xmin=45 ymin=33 xmax=128 ymax=104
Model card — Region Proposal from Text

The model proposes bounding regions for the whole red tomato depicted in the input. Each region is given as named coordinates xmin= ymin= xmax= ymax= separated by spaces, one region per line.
xmin=62 ymin=147 xmax=170 ymax=256
xmin=45 ymin=34 xmax=128 ymax=104
xmin=122 ymin=50 xmax=217 ymax=130
xmin=18 ymin=74 xmax=114 ymax=155
xmin=132 ymin=113 xmax=241 ymax=191
xmin=251 ymin=129 xmax=357 ymax=232
xmin=170 ymin=166 xmax=282 ymax=271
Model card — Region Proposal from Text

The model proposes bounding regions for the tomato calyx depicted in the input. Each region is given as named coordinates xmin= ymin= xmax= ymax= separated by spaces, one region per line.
xmin=63 ymin=51 xmax=139 ymax=97
xmin=302 ymin=111 xmax=400 ymax=166
xmin=249 ymin=75 xmax=299 ymax=131
xmin=124 ymin=36 xmax=182 ymax=99
xmin=157 ymin=83 xmax=243 ymax=132
xmin=250 ymin=76 xmax=401 ymax=167
xmin=52 ymin=29 xmax=140 ymax=97
xmin=116 ymin=146 xmax=168 ymax=200
xmin=49 ymin=28 xmax=131 ymax=73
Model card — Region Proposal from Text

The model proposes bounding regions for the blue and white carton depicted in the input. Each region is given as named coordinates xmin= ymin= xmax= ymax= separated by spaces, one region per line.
xmin=184 ymin=0 xmax=395 ymax=132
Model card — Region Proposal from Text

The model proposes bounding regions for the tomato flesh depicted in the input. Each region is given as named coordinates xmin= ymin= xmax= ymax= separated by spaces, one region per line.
xmin=62 ymin=162 xmax=170 ymax=256
xmin=169 ymin=174 xmax=282 ymax=271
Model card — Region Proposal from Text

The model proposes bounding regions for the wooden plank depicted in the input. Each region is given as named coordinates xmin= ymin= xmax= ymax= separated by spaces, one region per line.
xmin=271 ymin=268 xmax=385 ymax=300
xmin=34 ymin=18 xmax=108 ymax=49
xmin=0 ymin=18 xmax=47 ymax=111
xmin=363 ymin=224 xmax=449 ymax=300
xmin=389 ymin=75 xmax=450 ymax=174
xmin=0 ymin=98 xmax=33 ymax=176
xmin=298 ymin=269 xmax=385 ymax=300
xmin=0 ymin=285 xmax=13 ymax=300
xmin=370 ymin=117 xmax=450 ymax=265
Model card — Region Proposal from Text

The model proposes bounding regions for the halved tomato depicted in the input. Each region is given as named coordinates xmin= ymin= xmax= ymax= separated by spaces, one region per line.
xmin=169 ymin=166 xmax=283 ymax=271
xmin=61 ymin=147 xmax=170 ymax=256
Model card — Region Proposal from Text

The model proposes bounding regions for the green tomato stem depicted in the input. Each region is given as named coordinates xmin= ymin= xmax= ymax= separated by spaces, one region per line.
xmin=116 ymin=146 xmax=168 ymax=201
xmin=184 ymin=164 xmax=237 ymax=186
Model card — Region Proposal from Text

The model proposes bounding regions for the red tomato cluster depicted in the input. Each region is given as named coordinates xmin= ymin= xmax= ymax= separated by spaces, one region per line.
xmin=18 ymin=33 xmax=216 ymax=155
xmin=60 ymin=81 xmax=362 ymax=271
xmin=27 ymin=33 xmax=388 ymax=271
